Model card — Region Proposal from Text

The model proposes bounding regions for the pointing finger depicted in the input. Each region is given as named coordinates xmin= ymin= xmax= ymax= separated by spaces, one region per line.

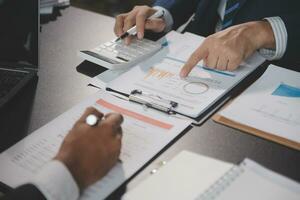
xmin=180 ymin=45 xmax=207 ymax=78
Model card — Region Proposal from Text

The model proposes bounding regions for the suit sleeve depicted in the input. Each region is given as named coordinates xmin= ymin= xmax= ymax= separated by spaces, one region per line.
xmin=153 ymin=0 xmax=200 ymax=30
xmin=279 ymin=12 xmax=300 ymax=69
xmin=0 ymin=184 xmax=46 ymax=200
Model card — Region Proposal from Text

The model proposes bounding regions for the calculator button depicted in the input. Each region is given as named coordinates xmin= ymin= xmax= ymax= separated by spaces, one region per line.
xmin=104 ymin=42 xmax=113 ymax=46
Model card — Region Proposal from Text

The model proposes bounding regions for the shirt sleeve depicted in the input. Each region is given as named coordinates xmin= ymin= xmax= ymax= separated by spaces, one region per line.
xmin=259 ymin=17 xmax=288 ymax=60
xmin=27 ymin=160 xmax=80 ymax=200
xmin=153 ymin=6 xmax=174 ymax=32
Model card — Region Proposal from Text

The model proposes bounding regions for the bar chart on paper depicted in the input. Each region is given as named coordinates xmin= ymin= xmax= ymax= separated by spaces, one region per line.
xmin=252 ymin=82 xmax=300 ymax=127
xmin=133 ymin=58 xmax=216 ymax=115
xmin=144 ymin=68 xmax=175 ymax=80
xmin=218 ymin=65 xmax=300 ymax=150
xmin=251 ymin=102 xmax=300 ymax=127
xmin=107 ymin=52 xmax=258 ymax=117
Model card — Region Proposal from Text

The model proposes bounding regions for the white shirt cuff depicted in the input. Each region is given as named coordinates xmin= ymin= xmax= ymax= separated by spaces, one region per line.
xmin=28 ymin=160 xmax=80 ymax=200
xmin=259 ymin=16 xmax=288 ymax=60
xmin=153 ymin=6 xmax=174 ymax=32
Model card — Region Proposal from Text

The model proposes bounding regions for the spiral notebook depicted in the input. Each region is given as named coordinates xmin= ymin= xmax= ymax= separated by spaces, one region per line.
xmin=123 ymin=151 xmax=300 ymax=200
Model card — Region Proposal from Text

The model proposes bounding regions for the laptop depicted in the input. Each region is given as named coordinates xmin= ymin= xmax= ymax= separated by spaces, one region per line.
xmin=0 ymin=0 xmax=39 ymax=107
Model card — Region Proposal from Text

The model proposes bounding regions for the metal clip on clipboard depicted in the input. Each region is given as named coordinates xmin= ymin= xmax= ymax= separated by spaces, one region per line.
xmin=129 ymin=89 xmax=178 ymax=115
xmin=107 ymin=88 xmax=230 ymax=126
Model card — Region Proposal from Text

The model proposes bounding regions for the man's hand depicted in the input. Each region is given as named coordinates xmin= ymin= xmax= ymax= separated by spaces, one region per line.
xmin=180 ymin=21 xmax=276 ymax=77
xmin=114 ymin=5 xmax=166 ymax=44
xmin=54 ymin=107 xmax=123 ymax=190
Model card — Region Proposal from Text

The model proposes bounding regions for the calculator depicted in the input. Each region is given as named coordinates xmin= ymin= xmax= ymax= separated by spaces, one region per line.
xmin=78 ymin=38 xmax=162 ymax=69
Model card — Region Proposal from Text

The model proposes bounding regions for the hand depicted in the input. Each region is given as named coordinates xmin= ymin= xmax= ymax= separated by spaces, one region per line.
xmin=180 ymin=21 xmax=275 ymax=77
xmin=114 ymin=5 xmax=166 ymax=44
xmin=54 ymin=107 xmax=123 ymax=190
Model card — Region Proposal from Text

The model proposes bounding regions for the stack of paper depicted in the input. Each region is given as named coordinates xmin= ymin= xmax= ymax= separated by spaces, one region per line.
xmin=215 ymin=65 xmax=300 ymax=150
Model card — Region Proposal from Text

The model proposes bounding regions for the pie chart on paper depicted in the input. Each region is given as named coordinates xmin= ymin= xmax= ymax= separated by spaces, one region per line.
xmin=183 ymin=82 xmax=209 ymax=94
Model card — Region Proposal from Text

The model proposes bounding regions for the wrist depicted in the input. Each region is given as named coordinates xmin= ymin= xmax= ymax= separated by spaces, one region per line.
xmin=248 ymin=21 xmax=276 ymax=50
xmin=54 ymin=153 xmax=85 ymax=191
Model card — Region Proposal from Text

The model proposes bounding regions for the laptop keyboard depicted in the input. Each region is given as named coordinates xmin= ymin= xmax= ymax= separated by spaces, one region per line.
xmin=0 ymin=69 xmax=28 ymax=98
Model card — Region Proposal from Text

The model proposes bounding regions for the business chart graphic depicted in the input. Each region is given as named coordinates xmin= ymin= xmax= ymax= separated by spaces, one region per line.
xmin=183 ymin=82 xmax=209 ymax=94
xmin=272 ymin=83 xmax=300 ymax=98
xmin=252 ymin=104 xmax=300 ymax=126
xmin=144 ymin=67 xmax=175 ymax=80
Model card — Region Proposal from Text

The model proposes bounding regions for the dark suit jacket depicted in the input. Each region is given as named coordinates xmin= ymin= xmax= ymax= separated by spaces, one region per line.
xmin=154 ymin=0 xmax=300 ymax=70
xmin=0 ymin=184 xmax=46 ymax=200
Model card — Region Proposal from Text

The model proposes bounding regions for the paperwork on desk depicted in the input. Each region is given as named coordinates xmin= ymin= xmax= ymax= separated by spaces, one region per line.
xmin=217 ymin=65 xmax=300 ymax=150
xmin=0 ymin=91 xmax=190 ymax=200
xmin=106 ymin=31 xmax=265 ymax=118
xmin=124 ymin=151 xmax=300 ymax=200
xmin=90 ymin=31 xmax=265 ymax=90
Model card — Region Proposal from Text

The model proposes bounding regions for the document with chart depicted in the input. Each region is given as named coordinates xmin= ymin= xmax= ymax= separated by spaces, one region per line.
xmin=0 ymin=92 xmax=190 ymax=200
xmin=217 ymin=65 xmax=300 ymax=150
xmin=90 ymin=31 xmax=265 ymax=90
xmin=107 ymin=33 xmax=265 ymax=118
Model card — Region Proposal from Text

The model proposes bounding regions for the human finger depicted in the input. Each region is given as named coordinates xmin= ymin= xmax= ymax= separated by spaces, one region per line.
xmin=216 ymin=56 xmax=229 ymax=71
xmin=227 ymin=59 xmax=240 ymax=71
xmin=123 ymin=13 xmax=136 ymax=45
xmin=102 ymin=113 xmax=124 ymax=135
xmin=78 ymin=107 xmax=104 ymax=124
xmin=136 ymin=8 xmax=154 ymax=39
xmin=180 ymin=46 xmax=207 ymax=78
xmin=205 ymin=54 xmax=218 ymax=69
xmin=145 ymin=18 xmax=166 ymax=32
xmin=114 ymin=14 xmax=126 ymax=37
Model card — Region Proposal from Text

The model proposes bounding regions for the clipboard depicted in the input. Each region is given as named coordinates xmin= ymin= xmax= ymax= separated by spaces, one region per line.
xmin=106 ymin=87 xmax=233 ymax=126
xmin=212 ymin=101 xmax=300 ymax=151
xmin=104 ymin=62 xmax=267 ymax=126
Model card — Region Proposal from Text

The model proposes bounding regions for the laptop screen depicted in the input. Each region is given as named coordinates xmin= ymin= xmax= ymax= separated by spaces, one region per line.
xmin=0 ymin=0 xmax=39 ymax=68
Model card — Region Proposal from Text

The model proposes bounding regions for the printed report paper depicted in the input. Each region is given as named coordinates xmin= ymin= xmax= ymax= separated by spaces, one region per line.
xmin=90 ymin=31 xmax=265 ymax=89
xmin=0 ymin=91 xmax=190 ymax=200
xmin=107 ymin=36 xmax=265 ymax=117
xmin=220 ymin=65 xmax=300 ymax=144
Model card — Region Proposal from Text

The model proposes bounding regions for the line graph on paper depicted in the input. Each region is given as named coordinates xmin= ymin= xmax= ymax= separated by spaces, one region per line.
xmin=251 ymin=103 xmax=300 ymax=126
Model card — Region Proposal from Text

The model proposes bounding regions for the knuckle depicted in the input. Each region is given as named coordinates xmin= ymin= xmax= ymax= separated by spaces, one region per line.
xmin=101 ymin=122 xmax=113 ymax=130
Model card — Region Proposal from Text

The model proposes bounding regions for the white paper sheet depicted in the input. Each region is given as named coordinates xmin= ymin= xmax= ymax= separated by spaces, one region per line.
xmin=198 ymin=159 xmax=300 ymax=200
xmin=0 ymin=91 xmax=191 ymax=200
xmin=220 ymin=65 xmax=300 ymax=143
xmin=107 ymin=45 xmax=265 ymax=117
xmin=124 ymin=151 xmax=300 ymax=200
xmin=123 ymin=151 xmax=233 ymax=200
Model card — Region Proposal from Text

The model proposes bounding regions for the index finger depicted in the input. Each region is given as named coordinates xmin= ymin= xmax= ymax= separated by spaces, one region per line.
xmin=180 ymin=45 xmax=208 ymax=78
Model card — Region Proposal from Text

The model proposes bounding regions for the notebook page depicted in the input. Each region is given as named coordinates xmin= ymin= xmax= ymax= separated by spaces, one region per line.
xmin=123 ymin=151 xmax=233 ymax=200
xmin=198 ymin=159 xmax=300 ymax=200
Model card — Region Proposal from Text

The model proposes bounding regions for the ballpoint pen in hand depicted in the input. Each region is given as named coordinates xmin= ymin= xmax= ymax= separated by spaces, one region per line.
xmin=115 ymin=9 xmax=165 ymax=42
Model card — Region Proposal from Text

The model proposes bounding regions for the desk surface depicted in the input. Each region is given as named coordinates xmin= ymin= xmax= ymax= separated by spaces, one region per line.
xmin=4 ymin=6 xmax=300 ymax=198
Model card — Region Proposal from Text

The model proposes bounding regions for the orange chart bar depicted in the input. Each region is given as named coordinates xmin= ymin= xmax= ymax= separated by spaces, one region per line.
xmin=96 ymin=99 xmax=173 ymax=130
